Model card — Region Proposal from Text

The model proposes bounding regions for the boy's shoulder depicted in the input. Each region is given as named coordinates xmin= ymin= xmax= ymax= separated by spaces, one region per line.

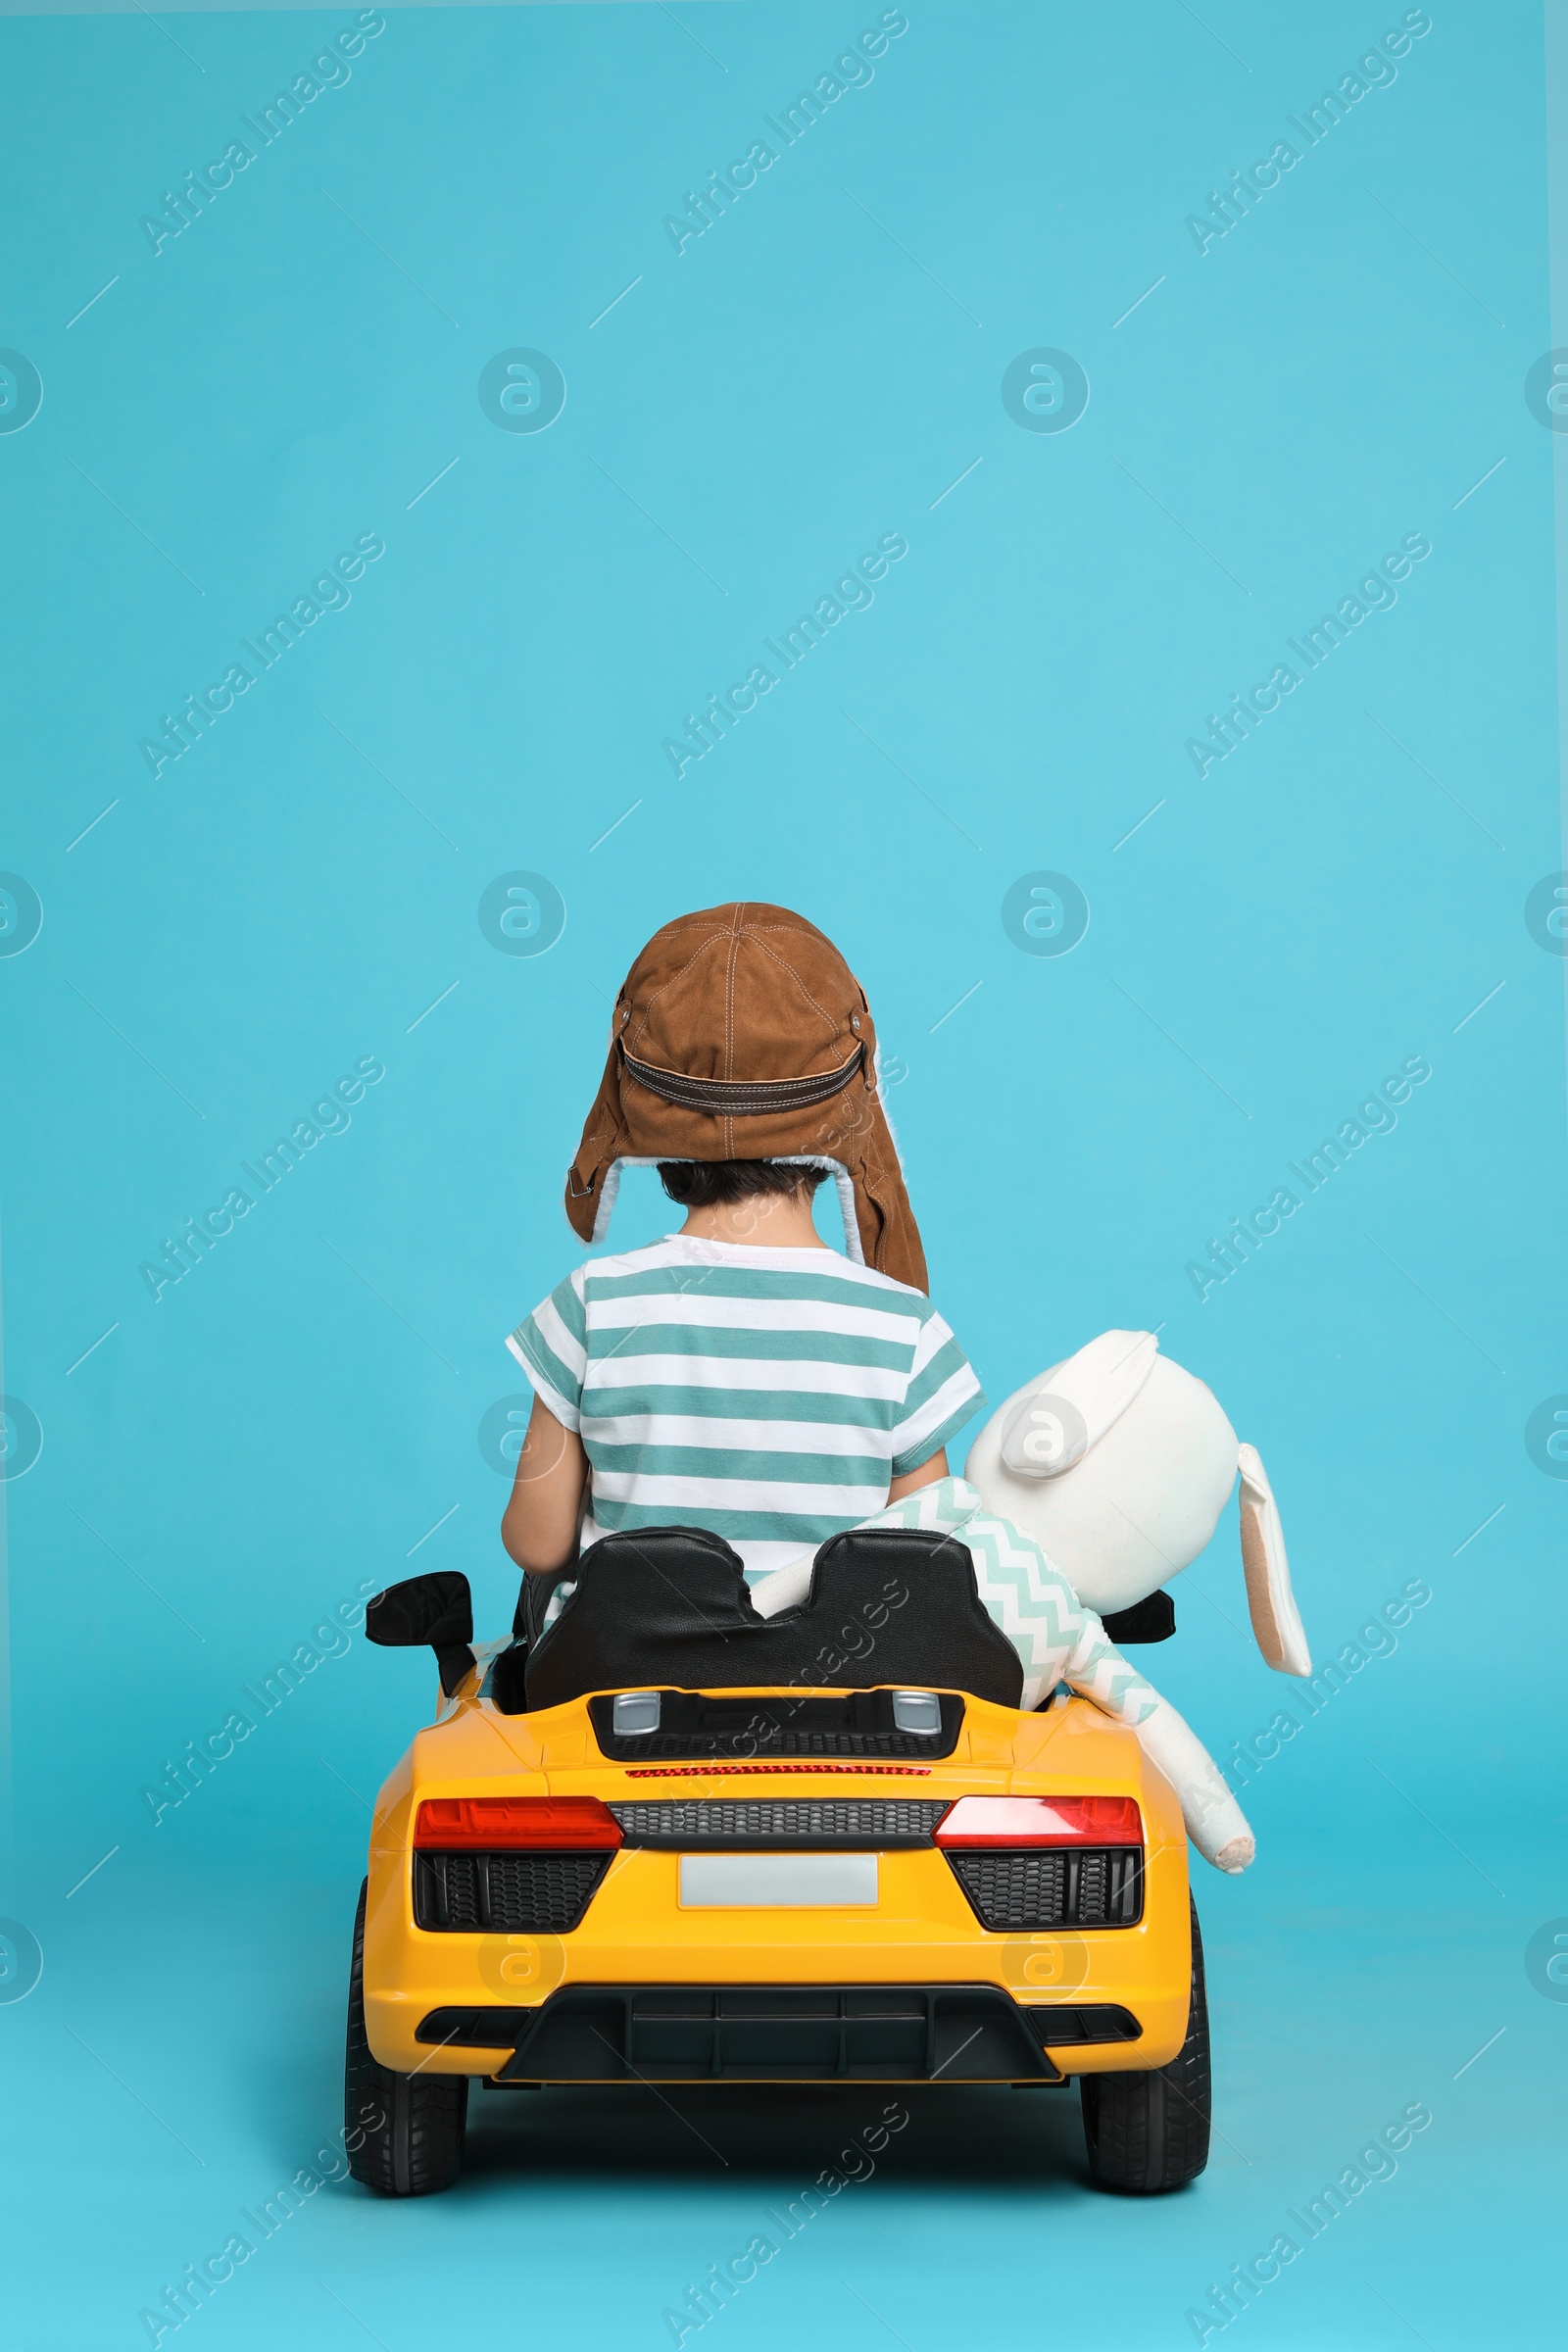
xmin=570 ymin=1237 xmax=935 ymax=1312
xmin=570 ymin=1237 xmax=694 ymax=1287
xmin=827 ymin=1257 xmax=934 ymax=1312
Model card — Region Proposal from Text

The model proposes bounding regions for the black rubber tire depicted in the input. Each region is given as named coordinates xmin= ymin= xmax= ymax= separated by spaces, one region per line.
xmin=1079 ymin=1893 xmax=1211 ymax=2193
xmin=345 ymin=1879 xmax=467 ymax=2195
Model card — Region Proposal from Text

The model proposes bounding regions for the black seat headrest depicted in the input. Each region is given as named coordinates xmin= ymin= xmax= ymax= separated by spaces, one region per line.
xmin=520 ymin=1523 xmax=1023 ymax=1713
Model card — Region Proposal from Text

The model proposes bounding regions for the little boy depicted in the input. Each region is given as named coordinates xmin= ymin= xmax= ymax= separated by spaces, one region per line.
xmin=499 ymin=903 xmax=984 ymax=1583
xmin=496 ymin=902 xmax=1255 ymax=1871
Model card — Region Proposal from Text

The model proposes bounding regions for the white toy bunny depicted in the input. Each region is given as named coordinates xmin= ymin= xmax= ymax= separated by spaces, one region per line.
xmin=966 ymin=1330 xmax=1308 ymax=1672
xmin=754 ymin=1331 xmax=1309 ymax=1875
xmin=963 ymin=1330 xmax=1310 ymax=1872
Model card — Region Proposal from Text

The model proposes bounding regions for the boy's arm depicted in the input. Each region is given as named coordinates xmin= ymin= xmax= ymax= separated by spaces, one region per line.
xmin=500 ymin=1394 xmax=589 ymax=1574
xmin=887 ymin=1447 xmax=949 ymax=1503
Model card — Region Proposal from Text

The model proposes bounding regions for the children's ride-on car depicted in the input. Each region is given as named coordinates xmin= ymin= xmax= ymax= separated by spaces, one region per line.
xmin=346 ymin=1526 xmax=1210 ymax=2196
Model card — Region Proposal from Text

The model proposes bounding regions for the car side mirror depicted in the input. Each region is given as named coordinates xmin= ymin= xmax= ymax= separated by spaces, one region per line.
xmin=1100 ymin=1591 xmax=1175 ymax=1644
xmin=365 ymin=1571 xmax=476 ymax=1697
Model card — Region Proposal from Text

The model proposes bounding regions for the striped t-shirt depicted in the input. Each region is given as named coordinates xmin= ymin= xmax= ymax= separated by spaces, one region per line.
xmin=507 ymin=1236 xmax=985 ymax=1578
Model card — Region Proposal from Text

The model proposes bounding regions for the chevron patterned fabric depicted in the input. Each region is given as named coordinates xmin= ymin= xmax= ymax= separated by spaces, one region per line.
xmin=850 ymin=1477 xmax=1161 ymax=1721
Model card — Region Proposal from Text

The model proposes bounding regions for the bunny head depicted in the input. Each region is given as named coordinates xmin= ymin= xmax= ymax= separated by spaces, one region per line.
xmin=964 ymin=1331 xmax=1310 ymax=1677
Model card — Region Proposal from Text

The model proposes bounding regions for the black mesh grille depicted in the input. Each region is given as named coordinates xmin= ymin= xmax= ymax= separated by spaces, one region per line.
xmin=610 ymin=1800 xmax=949 ymax=1847
xmin=588 ymin=1690 xmax=963 ymax=1761
xmin=614 ymin=1730 xmax=944 ymax=1760
xmin=415 ymin=1851 xmax=611 ymax=1933
xmin=945 ymin=1847 xmax=1144 ymax=1931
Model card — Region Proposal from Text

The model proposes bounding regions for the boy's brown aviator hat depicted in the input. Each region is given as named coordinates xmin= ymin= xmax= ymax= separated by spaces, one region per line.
xmin=565 ymin=903 xmax=928 ymax=1294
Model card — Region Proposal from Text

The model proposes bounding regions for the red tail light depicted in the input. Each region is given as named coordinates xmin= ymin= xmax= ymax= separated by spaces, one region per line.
xmin=414 ymin=1796 xmax=623 ymax=1850
xmin=934 ymin=1796 xmax=1143 ymax=1848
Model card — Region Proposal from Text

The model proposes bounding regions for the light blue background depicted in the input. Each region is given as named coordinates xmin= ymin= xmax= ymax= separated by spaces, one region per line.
xmin=0 ymin=2 xmax=1562 ymax=2345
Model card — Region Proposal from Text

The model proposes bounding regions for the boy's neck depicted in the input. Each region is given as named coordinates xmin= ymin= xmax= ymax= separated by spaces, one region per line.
xmin=677 ymin=1192 xmax=828 ymax=1250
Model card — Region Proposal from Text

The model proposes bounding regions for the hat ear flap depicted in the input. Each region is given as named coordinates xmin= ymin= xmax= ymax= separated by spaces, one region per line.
xmin=828 ymin=1164 xmax=863 ymax=1263
xmin=564 ymin=1049 xmax=634 ymax=1246
xmin=1237 ymin=1444 xmax=1311 ymax=1675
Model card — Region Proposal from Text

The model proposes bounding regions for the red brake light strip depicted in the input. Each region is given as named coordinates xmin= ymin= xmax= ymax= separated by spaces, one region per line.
xmin=622 ymin=1764 xmax=932 ymax=1779
xmin=934 ymin=1795 xmax=1143 ymax=1848
xmin=414 ymin=1796 xmax=622 ymax=1850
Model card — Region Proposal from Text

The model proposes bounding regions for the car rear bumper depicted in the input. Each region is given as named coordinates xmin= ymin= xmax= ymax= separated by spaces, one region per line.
xmin=415 ymin=1984 xmax=1148 ymax=2083
xmin=361 ymin=1690 xmax=1194 ymax=2079
xmin=364 ymin=1839 xmax=1193 ymax=2077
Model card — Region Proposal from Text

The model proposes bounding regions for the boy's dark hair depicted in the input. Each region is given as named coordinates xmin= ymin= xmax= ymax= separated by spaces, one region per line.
xmin=658 ymin=1159 xmax=826 ymax=1209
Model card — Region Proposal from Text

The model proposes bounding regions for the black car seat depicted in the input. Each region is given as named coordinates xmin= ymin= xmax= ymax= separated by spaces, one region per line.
xmin=513 ymin=1524 xmax=1024 ymax=1713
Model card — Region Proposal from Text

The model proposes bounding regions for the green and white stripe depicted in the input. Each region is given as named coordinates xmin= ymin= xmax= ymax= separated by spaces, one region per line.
xmin=509 ymin=1238 xmax=985 ymax=1575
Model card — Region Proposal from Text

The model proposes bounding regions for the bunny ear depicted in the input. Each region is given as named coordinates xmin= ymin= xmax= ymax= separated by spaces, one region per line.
xmin=1000 ymin=1330 xmax=1160 ymax=1478
xmin=1237 ymin=1445 xmax=1311 ymax=1675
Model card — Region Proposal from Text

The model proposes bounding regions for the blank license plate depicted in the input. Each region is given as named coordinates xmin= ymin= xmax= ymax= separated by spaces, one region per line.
xmin=678 ymin=1854 xmax=879 ymax=1908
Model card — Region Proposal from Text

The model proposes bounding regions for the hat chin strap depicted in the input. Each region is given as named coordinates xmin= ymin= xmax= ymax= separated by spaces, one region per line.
xmin=579 ymin=1155 xmax=864 ymax=1264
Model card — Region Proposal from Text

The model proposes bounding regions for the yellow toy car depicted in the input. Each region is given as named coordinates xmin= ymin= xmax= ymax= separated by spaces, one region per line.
xmin=345 ymin=1526 xmax=1210 ymax=2196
